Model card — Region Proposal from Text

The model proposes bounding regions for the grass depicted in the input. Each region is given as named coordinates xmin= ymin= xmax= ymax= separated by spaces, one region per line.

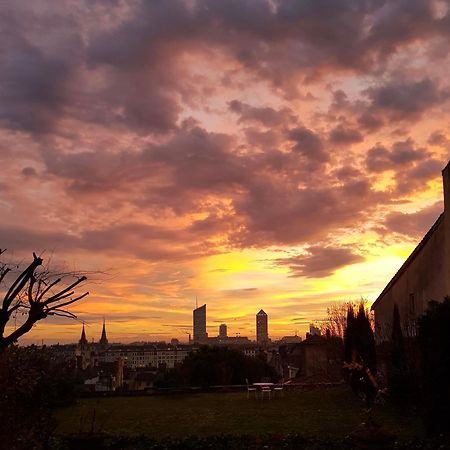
xmin=56 ymin=387 xmax=423 ymax=440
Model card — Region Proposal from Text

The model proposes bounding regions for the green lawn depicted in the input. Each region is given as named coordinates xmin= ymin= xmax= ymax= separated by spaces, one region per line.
xmin=56 ymin=387 xmax=423 ymax=440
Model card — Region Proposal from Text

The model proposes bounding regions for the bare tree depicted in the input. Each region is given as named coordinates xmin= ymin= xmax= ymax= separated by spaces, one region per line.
xmin=0 ymin=249 xmax=88 ymax=353
xmin=320 ymin=300 xmax=374 ymax=338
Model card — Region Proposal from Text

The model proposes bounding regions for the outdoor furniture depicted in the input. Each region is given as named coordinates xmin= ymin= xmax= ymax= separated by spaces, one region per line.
xmin=273 ymin=383 xmax=284 ymax=397
xmin=246 ymin=378 xmax=257 ymax=399
xmin=253 ymin=382 xmax=274 ymax=400
xmin=260 ymin=385 xmax=271 ymax=400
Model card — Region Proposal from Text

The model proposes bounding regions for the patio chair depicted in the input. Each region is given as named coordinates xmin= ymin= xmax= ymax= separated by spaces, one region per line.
xmin=246 ymin=378 xmax=257 ymax=399
xmin=273 ymin=383 xmax=284 ymax=397
xmin=260 ymin=385 xmax=271 ymax=400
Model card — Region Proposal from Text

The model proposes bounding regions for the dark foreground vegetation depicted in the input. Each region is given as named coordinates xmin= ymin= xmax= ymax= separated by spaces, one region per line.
xmin=2 ymin=299 xmax=450 ymax=449
xmin=56 ymin=389 xmax=419 ymax=438
xmin=154 ymin=345 xmax=279 ymax=388
xmin=55 ymin=433 xmax=450 ymax=450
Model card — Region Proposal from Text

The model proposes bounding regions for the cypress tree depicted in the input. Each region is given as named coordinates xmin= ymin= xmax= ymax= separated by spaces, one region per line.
xmin=418 ymin=298 xmax=450 ymax=435
xmin=355 ymin=302 xmax=376 ymax=374
xmin=389 ymin=303 xmax=408 ymax=399
xmin=344 ymin=305 xmax=355 ymax=364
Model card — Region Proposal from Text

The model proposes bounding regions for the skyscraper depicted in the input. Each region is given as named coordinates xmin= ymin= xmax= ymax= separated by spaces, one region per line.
xmin=193 ymin=304 xmax=208 ymax=344
xmin=256 ymin=309 xmax=268 ymax=345
xmin=219 ymin=323 xmax=227 ymax=339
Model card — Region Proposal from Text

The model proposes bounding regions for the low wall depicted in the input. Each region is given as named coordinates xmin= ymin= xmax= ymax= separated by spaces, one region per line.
xmin=77 ymin=381 xmax=345 ymax=398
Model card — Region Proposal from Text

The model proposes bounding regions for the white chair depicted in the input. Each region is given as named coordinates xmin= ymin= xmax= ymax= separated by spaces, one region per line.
xmin=273 ymin=383 xmax=284 ymax=397
xmin=260 ymin=385 xmax=271 ymax=400
xmin=246 ymin=378 xmax=257 ymax=399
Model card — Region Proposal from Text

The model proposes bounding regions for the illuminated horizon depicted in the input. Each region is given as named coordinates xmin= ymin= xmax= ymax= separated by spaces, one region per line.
xmin=2 ymin=0 xmax=450 ymax=345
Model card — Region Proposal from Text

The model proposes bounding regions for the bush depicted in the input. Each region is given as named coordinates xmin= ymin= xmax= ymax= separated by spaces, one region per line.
xmin=0 ymin=346 xmax=76 ymax=449
xmin=417 ymin=298 xmax=450 ymax=435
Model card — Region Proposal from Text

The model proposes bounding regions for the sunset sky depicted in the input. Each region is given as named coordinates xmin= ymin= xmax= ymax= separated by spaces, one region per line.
xmin=2 ymin=0 xmax=450 ymax=344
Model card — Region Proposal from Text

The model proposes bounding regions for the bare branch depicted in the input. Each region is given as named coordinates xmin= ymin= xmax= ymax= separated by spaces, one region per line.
xmin=27 ymin=275 xmax=36 ymax=304
xmin=43 ymin=276 xmax=87 ymax=305
xmin=0 ymin=267 xmax=10 ymax=284
xmin=46 ymin=291 xmax=89 ymax=311
xmin=0 ymin=250 xmax=92 ymax=352
xmin=47 ymin=310 xmax=78 ymax=319
xmin=37 ymin=277 xmax=62 ymax=302
xmin=43 ymin=290 xmax=74 ymax=305
xmin=7 ymin=302 xmax=23 ymax=316
xmin=2 ymin=255 xmax=43 ymax=311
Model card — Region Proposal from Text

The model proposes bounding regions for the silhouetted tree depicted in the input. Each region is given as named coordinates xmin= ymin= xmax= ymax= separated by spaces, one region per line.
xmin=0 ymin=249 xmax=89 ymax=353
xmin=388 ymin=303 xmax=409 ymax=399
xmin=0 ymin=345 xmax=77 ymax=449
xmin=344 ymin=302 xmax=377 ymax=406
xmin=418 ymin=298 xmax=450 ymax=435
xmin=355 ymin=302 xmax=376 ymax=374
xmin=321 ymin=302 xmax=350 ymax=338
xmin=322 ymin=300 xmax=374 ymax=339
xmin=177 ymin=346 xmax=278 ymax=388
xmin=344 ymin=304 xmax=355 ymax=364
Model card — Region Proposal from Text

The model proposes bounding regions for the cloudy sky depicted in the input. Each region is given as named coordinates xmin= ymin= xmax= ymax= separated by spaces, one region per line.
xmin=1 ymin=0 xmax=450 ymax=344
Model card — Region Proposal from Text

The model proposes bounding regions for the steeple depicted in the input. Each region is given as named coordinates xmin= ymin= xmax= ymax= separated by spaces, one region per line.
xmin=79 ymin=322 xmax=88 ymax=347
xmin=99 ymin=317 xmax=108 ymax=347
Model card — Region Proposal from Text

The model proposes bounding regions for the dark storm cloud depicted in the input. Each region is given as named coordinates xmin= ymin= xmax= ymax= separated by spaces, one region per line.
xmin=364 ymin=78 xmax=450 ymax=121
xmin=228 ymin=100 xmax=296 ymax=127
xmin=274 ymin=246 xmax=364 ymax=278
xmin=384 ymin=201 xmax=443 ymax=238
xmin=428 ymin=131 xmax=450 ymax=147
xmin=394 ymin=158 xmax=444 ymax=195
xmin=328 ymin=124 xmax=364 ymax=145
xmin=357 ymin=111 xmax=384 ymax=132
xmin=365 ymin=0 xmax=450 ymax=55
xmin=1 ymin=0 xmax=450 ymax=263
xmin=288 ymin=126 xmax=328 ymax=168
xmin=146 ymin=126 xmax=245 ymax=190
xmin=0 ymin=6 xmax=79 ymax=133
xmin=233 ymin=177 xmax=382 ymax=247
xmin=332 ymin=166 xmax=362 ymax=181
xmin=365 ymin=139 xmax=428 ymax=172
xmin=0 ymin=226 xmax=78 ymax=254
xmin=1 ymin=0 xmax=449 ymax=136
xmin=84 ymin=0 xmax=450 ymax=99
xmin=0 ymin=221 xmax=219 ymax=262
xmin=21 ymin=167 xmax=37 ymax=177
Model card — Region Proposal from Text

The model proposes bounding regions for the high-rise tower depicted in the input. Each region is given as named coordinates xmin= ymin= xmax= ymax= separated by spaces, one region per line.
xmin=193 ymin=304 xmax=208 ymax=344
xmin=256 ymin=309 xmax=268 ymax=345
xmin=219 ymin=323 xmax=227 ymax=339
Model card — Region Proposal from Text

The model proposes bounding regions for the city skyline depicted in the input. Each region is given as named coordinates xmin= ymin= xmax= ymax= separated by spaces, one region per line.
xmin=2 ymin=1 xmax=450 ymax=344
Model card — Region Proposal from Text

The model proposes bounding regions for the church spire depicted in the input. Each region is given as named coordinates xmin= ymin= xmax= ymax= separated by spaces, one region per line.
xmin=79 ymin=322 xmax=88 ymax=347
xmin=99 ymin=317 xmax=108 ymax=347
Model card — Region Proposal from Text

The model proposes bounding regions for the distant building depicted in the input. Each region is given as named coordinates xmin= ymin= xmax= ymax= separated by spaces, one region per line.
xmin=219 ymin=323 xmax=227 ymax=339
xmin=278 ymin=335 xmax=343 ymax=382
xmin=309 ymin=324 xmax=321 ymax=336
xmin=372 ymin=162 xmax=450 ymax=339
xmin=79 ymin=322 xmax=88 ymax=348
xmin=99 ymin=345 xmax=191 ymax=369
xmin=193 ymin=304 xmax=208 ymax=344
xmin=256 ymin=309 xmax=268 ymax=345
xmin=209 ymin=335 xmax=252 ymax=346
xmin=76 ymin=323 xmax=95 ymax=370
xmin=99 ymin=318 xmax=109 ymax=348
xmin=279 ymin=335 xmax=302 ymax=344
